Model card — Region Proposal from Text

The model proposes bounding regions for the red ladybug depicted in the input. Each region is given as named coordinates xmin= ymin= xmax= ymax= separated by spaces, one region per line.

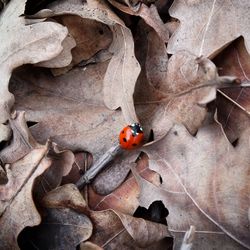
xmin=119 ymin=123 xmax=144 ymax=149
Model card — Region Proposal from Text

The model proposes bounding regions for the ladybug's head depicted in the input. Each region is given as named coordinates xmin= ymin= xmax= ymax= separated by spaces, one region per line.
xmin=129 ymin=123 xmax=143 ymax=136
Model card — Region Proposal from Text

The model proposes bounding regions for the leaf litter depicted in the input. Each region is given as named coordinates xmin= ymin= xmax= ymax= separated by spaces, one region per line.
xmin=0 ymin=0 xmax=250 ymax=249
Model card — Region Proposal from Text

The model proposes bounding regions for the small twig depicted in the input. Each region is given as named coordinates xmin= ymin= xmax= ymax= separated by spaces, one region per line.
xmin=180 ymin=226 xmax=196 ymax=250
xmin=76 ymin=144 xmax=123 ymax=190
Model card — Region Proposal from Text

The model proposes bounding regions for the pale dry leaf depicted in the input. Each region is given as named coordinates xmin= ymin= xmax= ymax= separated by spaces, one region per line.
xmin=92 ymin=151 xmax=139 ymax=195
xmin=0 ymin=111 xmax=41 ymax=164
xmin=33 ymin=143 xmax=75 ymax=201
xmin=46 ymin=0 xmax=141 ymax=123
xmin=141 ymin=124 xmax=250 ymax=248
xmin=108 ymin=0 xmax=169 ymax=42
xmin=0 ymin=144 xmax=51 ymax=249
xmin=42 ymin=184 xmax=172 ymax=249
xmin=80 ymin=241 xmax=103 ymax=250
xmin=37 ymin=33 xmax=76 ymax=68
xmin=214 ymin=38 xmax=250 ymax=142
xmin=88 ymin=154 xmax=159 ymax=214
xmin=131 ymin=161 xmax=246 ymax=250
xmin=50 ymin=14 xmax=113 ymax=74
xmin=0 ymin=0 xmax=68 ymax=127
xmin=136 ymin=46 xmax=220 ymax=141
xmin=167 ymin=0 xmax=250 ymax=57
xmin=10 ymin=63 xmax=125 ymax=161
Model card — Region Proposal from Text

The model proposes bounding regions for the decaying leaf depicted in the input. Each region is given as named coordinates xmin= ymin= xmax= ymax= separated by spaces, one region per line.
xmin=44 ymin=0 xmax=141 ymax=123
xmin=0 ymin=0 xmax=68 ymax=134
xmin=19 ymin=207 xmax=93 ymax=250
xmin=214 ymin=37 xmax=250 ymax=142
xmin=0 ymin=143 xmax=51 ymax=249
xmin=10 ymin=63 xmax=125 ymax=161
xmin=42 ymin=184 xmax=172 ymax=249
xmin=167 ymin=0 xmax=250 ymax=57
xmin=138 ymin=123 xmax=250 ymax=249
xmin=135 ymin=31 xmax=225 ymax=140
xmin=0 ymin=111 xmax=40 ymax=164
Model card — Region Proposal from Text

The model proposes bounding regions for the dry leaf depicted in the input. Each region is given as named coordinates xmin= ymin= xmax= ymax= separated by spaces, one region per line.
xmin=213 ymin=37 xmax=250 ymax=142
xmin=46 ymin=0 xmax=141 ymax=123
xmin=88 ymin=154 xmax=159 ymax=214
xmin=0 ymin=144 xmax=51 ymax=249
xmin=136 ymin=43 xmax=220 ymax=140
xmin=36 ymin=33 xmax=76 ymax=68
xmin=42 ymin=184 xmax=172 ymax=249
xmin=10 ymin=64 xmax=125 ymax=161
xmin=139 ymin=123 xmax=250 ymax=248
xmin=33 ymin=143 xmax=75 ymax=201
xmin=108 ymin=1 xmax=169 ymax=42
xmin=0 ymin=111 xmax=40 ymax=164
xmin=167 ymin=0 xmax=250 ymax=57
xmin=19 ymin=207 xmax=93 ymax=250
xmin=0 ymin=0 xmax=68 ymax=131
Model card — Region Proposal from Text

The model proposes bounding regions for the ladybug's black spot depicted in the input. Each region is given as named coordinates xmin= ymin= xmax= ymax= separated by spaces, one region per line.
xmin=122 ymin=130 xmax=125 ymax=134
xmin=123 ymin=138 xmax=127 ymax=142
xmin=132 ymin=143 xmax=137 ymax=147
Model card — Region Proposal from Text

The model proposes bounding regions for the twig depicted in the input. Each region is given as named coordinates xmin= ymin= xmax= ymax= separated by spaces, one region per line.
xmin=76 ymin=144 xmax=123 ymax=190
xmin=180 ymin=226 xmax=196 ymax=250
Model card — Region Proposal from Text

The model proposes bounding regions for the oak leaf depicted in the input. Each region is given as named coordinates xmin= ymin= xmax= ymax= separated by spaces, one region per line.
xmin=167 ymin=0 xmax=250 ymax=57
xmin=138 ymin=123 xmax=250 ymax=249
xmin=0 ymin=0 xmax=68 ymax=137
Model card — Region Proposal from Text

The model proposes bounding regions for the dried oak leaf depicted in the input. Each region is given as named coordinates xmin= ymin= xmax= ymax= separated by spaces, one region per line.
xmin=138 ymin=123 xmax=250 ymax=249
xmin=33 ymin=143 xmax=75 ymax=202
xmin=46 ymin=0 xmax=141 ymax=123
xmin=0 ymin=0 xmax=68 ymax=132
xmin=214 ymin=37 xmax=250 ymax=142
xmin=42 ymin=184 xmax=172 ymax=249
xmin=135 ymin=25 xmax=223 ymax=141
xmin=51 ymin=15 xmax=113 ymax=72
xmin=167 ymin=0 xmax=250 ymax=57
xmin=0 ymin=111 xmax=40 ymax=164
xmin=0 ymin=142 xmax=51 ymax=249
xmin=88 ymin=153 xmax=159 ymax=214
xmin=19 ymin=207 xmax=93 ymax=250
xmin=10 ymin=63 xmax=124 ymax=161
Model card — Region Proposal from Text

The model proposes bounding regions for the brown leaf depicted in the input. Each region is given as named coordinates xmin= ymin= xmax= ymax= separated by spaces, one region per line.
xmin=108 ymin=1 xmax=169 ymax=43
xmin=37 ymin=33 xmax=76 ymax=69
xmin=138 ymin=123 xmax=250 ymax=248
xmin=10 ymin=64 xmax=125 ymax=161
xmin=135 ymin=39 xmax=220 ymax=140
xmin=80 ymin=241 xmax=103 ymax=250
xmin=167 ymin=0 xmax=250 ymax=57
xmin=19 ymin=207 xmax=93 ymax=249
xmin=214 ymin=38 xmax=250 ymax=142
xmin=91 ymin=151 xmax=139 ymax=195
xmin=0 ymin=111 xmax=40 ymax=164
xmin=42 ymin=184 xmax=172 ymax=249
xmin=88 ymin=154 xmax=159 ymax=214
xmin=0 ymin=144 xmax=51 ymax=249
xmin=48 ymin=0 xmax=141 ymax=123
xmin=57 ymin=15 xmax=112 ymax=65
xmin=33 ymin=143 xmax=75 ymax=202
xmin=0 ymin=0 xmax=68 ymax=128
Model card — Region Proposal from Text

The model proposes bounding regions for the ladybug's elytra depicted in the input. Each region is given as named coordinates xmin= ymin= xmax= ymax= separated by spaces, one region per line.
xmin=119 ymin=123 xmax=144 ymax=150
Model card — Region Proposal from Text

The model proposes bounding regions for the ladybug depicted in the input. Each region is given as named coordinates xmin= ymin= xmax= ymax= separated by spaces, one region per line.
xmin=119 ymin=123 xmax=144 ymax=149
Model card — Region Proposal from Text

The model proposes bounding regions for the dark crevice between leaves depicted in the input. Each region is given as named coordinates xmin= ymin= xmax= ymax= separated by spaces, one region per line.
xmin=24 ymin=0 xmax=58 ymax=15
xmin=231 ymin=138 xmax=239 ymax=147
xmin=133 ymin=200 xmax=169 ymax=226
xmin=27 ymin=121 xmax=38 ymax=128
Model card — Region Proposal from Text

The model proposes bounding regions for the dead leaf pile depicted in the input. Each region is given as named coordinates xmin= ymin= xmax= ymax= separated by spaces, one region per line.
xmin=0 ymin=0 xmax=250 ymax=249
